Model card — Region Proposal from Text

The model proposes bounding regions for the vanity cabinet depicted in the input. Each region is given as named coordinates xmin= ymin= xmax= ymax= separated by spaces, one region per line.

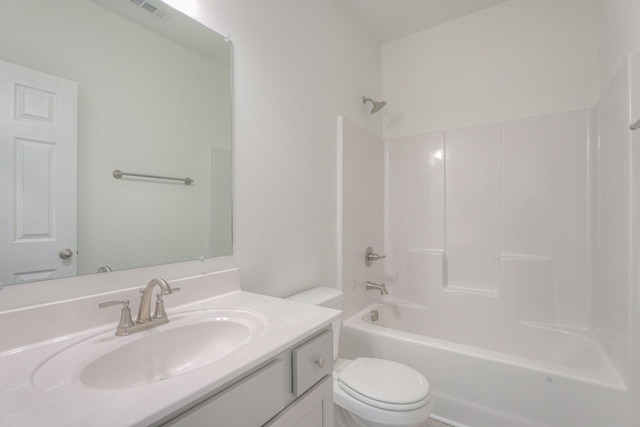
xmin=264 ymin=376 xmax=333 ymax=427
xmin=163 ymin=359 xmax=286 ymax=426
xmin=161 ymin=328 xmax=334 ymax=427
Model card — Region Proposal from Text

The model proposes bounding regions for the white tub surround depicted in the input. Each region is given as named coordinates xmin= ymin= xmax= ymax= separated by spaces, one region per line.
xmin=370 ymin=53 xmax=640 ymax=426
xmin=337 ymin=116 xmax=385 ymax=319
xmin=0 ymin=268 xmax=339 ymax=426
xmin=385 ymin=109 xmax=591 ymax=327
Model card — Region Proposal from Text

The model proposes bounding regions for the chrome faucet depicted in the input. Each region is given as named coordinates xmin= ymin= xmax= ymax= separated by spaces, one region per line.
xmin=366 ymin=281 xmax=388 ymax=295
xmin=99 ymin=278 xmax=179 ymax=336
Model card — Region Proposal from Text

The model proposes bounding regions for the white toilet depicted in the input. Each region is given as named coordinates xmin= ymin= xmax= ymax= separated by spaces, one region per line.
xmin=287 ymin=287 xmax=433 ymax=427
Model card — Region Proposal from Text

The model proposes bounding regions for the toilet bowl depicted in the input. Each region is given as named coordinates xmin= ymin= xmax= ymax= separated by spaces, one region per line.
xmin=333 ymin=358 xmax=433 ymax=427
xmin=287 ymin=287 xmax=432 ymax=427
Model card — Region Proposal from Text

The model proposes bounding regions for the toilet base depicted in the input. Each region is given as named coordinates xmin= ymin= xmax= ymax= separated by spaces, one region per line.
xmin=334 ymin=401 xmax=433 ymax=427
xmin=334 ymin=403 xmax=367 ymax=427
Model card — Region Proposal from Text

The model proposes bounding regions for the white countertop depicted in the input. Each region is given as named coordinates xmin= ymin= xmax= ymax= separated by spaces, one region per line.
xmin=0 ymin=269 xmax=339 ymax=426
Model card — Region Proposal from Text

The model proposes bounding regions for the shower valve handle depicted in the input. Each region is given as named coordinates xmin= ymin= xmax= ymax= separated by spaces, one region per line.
xmin=365 ymin=246 xmax=386 ymax=267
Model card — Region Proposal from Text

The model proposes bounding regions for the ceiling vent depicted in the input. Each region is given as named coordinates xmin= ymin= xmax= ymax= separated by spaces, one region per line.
xmin=129 ymin=0 xmax=172 ymax=22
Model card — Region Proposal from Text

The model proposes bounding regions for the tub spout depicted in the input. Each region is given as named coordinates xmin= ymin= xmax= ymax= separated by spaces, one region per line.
xmin=366 ymin=281 xmax=388 ymax=295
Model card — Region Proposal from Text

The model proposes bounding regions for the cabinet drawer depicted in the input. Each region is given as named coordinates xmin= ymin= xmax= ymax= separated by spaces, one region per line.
xmin=292 ymin=330 xmax=333 ymax=396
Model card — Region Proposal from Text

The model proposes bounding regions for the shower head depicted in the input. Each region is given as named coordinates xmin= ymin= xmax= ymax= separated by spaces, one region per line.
xmin=363 ymin=96 xmax=387 ymax=114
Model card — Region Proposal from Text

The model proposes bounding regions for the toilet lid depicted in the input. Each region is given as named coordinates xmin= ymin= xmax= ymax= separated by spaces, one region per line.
xmin=337 ymin=358 xmax=430 ymax=409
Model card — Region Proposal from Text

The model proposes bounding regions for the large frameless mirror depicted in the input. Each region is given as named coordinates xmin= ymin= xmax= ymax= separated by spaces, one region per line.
xmin=0 ymin=0 xmax=232 ymax=288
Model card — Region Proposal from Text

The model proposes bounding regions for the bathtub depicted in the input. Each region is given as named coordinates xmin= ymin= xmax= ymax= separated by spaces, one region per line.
xmin=340 ymin=301 xmax=629 ymax=427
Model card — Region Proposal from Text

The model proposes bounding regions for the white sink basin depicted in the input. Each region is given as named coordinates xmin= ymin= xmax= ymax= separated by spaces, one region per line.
xmin=33 ymin=308 xmax=267 ymax=390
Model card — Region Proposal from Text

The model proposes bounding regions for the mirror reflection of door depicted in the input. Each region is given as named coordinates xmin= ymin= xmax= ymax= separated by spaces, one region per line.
xmin=0 ymin=59 xmax=78 ymax=286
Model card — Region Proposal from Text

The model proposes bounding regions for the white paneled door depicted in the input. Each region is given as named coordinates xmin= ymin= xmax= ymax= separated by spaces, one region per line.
xmin=0 ymin=59 xmax=77 ymax=286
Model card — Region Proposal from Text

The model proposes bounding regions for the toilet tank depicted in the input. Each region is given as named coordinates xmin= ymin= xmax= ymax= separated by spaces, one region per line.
xmin=287 ymin=286 xmax=343 ymax=361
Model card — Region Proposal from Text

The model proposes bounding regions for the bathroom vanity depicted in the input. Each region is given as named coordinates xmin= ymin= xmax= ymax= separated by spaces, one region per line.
xmin=164 ymin=329 xmax=334 ymax=426
xmin=0 ymin=269 xmax=339 ymax=426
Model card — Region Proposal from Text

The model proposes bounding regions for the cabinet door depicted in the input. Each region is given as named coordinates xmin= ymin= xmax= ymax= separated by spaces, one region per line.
xmin=265 ymin=375 xmax=333 ymax=427
xmin=165 ymin=359 xmax=285 ymax=427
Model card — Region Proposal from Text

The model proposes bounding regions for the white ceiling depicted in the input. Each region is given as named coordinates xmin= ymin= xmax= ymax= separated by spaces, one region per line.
xmin=336 ymin=0 xmax=511 ymax=44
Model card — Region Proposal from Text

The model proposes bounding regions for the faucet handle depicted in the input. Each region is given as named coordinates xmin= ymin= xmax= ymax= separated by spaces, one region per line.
xmin=365 ymin=246 xmax=386 ymax=267
xmin=99 ymin=300 xmax=135 ymax=336
xmin=153 ymin=294 xmax=168 ymax=320
xmin=152 ymin=288 xmax=180 ymax=320
xmin=99 ymin=299 xmax=130 ymax=309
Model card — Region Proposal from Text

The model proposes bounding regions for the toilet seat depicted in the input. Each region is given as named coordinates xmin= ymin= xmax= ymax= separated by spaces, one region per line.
xmin=336 ymin=358 xmax=431 ymax=411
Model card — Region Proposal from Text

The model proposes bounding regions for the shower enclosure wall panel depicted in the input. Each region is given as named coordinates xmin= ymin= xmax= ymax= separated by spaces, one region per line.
xmin=385 ymin=131 xmax=445 ymax=303
xmin=629 ymin=53 xmax=640 ymax=426
xmin=385 ymin=109 xmax=590 ymax=328
xmin=592 ymin=54 xmax=632 ymax=383
xmin=337 ymin=115 xmax=384 ymax=319
xmin=591 ymin=54 xmax=640 ymax=425
xmin=444 ymin=124 xmax=501 ymax=294
xmin=501 ymin=110 xmax=591 ymax=327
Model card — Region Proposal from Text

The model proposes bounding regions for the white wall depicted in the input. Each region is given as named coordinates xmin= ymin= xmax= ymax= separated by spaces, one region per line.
xmin=381 ymin=0 xmax=600 ymax=138
xmin=185 ymin=0 xmax=382 ymax=297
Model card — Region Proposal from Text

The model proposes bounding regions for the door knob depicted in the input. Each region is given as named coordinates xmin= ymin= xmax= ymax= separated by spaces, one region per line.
xmin=59 ymin=248 xmax=74 ymax=259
